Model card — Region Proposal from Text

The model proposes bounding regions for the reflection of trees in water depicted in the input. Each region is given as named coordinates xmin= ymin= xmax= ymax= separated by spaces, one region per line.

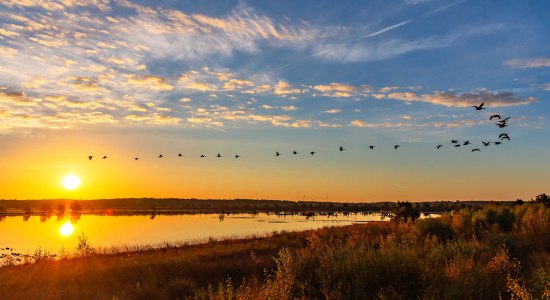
xmin=22 ymin=214 xmax=30 ymax=222
xmin=219 ymin=213 xmax=225 ymax=222
xmin=39 ymin=214 xmax=52 ymax=223
xmin=150 ymin=206 xmax=156 ymax=219
xmin=70 ymin=213 xmax=81 ymax=224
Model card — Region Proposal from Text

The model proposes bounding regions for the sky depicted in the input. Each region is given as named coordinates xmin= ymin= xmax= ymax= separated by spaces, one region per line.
xmin=0 ymin=0 xmax=548 ymax=202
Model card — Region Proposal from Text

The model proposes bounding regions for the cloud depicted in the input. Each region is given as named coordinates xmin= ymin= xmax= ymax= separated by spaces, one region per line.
xmin=381 ymin=88 xmax=536 ymax=107
xmin=125 ymin=75 xmax=174 ymax=91
xmin=504 ymin=58 xmax=550 ymax=69
xmin=386 ymin=92 xmax=418 ymax=101
xmin=316 ymin=121 xmax=342 ymax=128
xmin=281 ymin=105 xmax=297 ymax=111
xmin=405 ymin=0 xmax=431 ymax=4
xmin=126 ymin=114 xmax=181 ymax=125
xmin=313 ymin=83 xmax=359 ymax=97
xmin=313 ymin=24 xmax=503 ymax=63
xmin=324 ymin=109 xmax=341 ymax=114
xmin=545 ymin=83 xmax=550 ymax=91
xmin=350 ymin=119 xmax=482 ymax=128
xmin=0 ymin=91 xmax=38 ymax=106
xmin=420 ymin=90 xmax=536 ymax=107
xmin=274 ymin=81 xmax=302 ymax=96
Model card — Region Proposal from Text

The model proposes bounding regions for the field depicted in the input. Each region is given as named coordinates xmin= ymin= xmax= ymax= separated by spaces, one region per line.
xmin=0 ymin=198 xmax=548 ymax=299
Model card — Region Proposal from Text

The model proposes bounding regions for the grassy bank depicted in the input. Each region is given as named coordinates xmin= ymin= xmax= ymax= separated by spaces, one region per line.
xmin=0 ymin=201 xmax=548 ymax=299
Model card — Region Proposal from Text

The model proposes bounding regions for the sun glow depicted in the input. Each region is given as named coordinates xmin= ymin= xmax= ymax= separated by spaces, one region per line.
xmin=62 ymin=174 xmax=81 ymax=190
xmin=59 ymin=222 xmax=75 ymax=236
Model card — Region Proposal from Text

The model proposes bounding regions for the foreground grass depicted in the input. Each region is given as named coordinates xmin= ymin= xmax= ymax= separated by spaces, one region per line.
xmin=0 ymin=202 xmax=548 ymax=299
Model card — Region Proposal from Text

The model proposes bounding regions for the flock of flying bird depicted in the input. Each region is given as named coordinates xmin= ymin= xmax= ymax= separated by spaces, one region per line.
xmin=87 ymin=102 xmax=512 ymax=161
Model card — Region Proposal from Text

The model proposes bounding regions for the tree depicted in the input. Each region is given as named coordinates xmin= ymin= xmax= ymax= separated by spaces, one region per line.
xmin=70 ymin=201 xmax=82 ymax=212
xmin=392 ymin=201 xmax=420 ymax=222
xmin=534 ymin=193 xmax=549 ymax=207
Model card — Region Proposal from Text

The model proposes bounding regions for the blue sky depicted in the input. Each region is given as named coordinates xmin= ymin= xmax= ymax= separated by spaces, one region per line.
xmin=0 ymin=0 xmax=548 ymax=201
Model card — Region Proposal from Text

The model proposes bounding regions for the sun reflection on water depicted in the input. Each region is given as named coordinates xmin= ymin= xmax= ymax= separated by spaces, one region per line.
xmin=59 ymin=221 xmax=75 ymax=236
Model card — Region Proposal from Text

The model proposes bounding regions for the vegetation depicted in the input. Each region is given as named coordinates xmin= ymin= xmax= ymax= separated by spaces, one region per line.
xmin=0 ymin=198 xmax=548 ymax=299
xmin=0 ymin=197 xmax=513 ymax=217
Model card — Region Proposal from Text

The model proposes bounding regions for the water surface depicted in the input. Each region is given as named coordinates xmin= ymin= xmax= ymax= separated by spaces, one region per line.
xmin=0 ymin=212 xmax=386 ymax=254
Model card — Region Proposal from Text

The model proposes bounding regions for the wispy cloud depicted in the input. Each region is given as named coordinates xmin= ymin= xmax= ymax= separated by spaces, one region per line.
xmin=504 ymin=58 xmax=550 ymax=69
xmin=382 ymin=89 xmax=536 ymax=107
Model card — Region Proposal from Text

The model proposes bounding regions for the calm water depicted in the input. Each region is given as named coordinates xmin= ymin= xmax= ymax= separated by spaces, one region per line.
xmin=0 ymin=212 xmax=387 ymax=254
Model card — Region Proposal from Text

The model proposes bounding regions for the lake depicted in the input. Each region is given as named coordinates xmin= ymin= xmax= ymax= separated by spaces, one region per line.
xmin=0 ymin=212 xmax=388 ymax=254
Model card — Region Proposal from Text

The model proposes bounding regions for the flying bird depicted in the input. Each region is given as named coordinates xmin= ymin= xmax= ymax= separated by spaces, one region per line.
xmin=88 ymin=156 xmax=94 ymax=160
xmin=454 ymin=144 xmax=461 ymax=148
xmin=463 ymin=141 xmax=471 ymax=146
xmin=293 ymin=150 xmax=298 ymax=155
xmin=394 ymin=145 xmax=400 ymax=150
xmin=472 ymin=102 xmax=486 ymax=110
xmin=494 ymin=141 xmax=502 ymax=145
xmin=310 ymin=151 xmax=316 ymax=155
xmin=451 ymin=140 xmax=458 ymax=144
xmin=134 ymin=157 xmax=139 ymax=160
xmin=369 ymin=146 xmax=375 ymax=150
xmin=178 ymin=153 xmax=183 ymax=157
xmin=437 ymin=145 xmax=443 ymax=149
xmin=499 ymin=133 xmax=510 ymax=141
xmin=500 ymin=117 xmax=510 ymax=123
xmin=200 ymin=154 xmax=206 ymax=158
xmin=496 ymin=123 xmax=508 ymax=128
xmin=482 ymin=141 xmax=491 ymax=146
xmin=339 ymin=146 xmax=345 ymax=151
xmin=471 ymin=148 xmax=481 ymax=152
xmin=276 ymin=152 xmax=281 ymax=156
xmin=235 ymin=155 xmax=240 ymax=158
xmin=489 ymin=115 xmax=501 ymax=120
xmin=102 ymin=156 xmax=107 ymax=159
xmin=158 ymin=154 xmax=163 ymax=158
xmin=217 ymin=153 xmax=222 ymax=158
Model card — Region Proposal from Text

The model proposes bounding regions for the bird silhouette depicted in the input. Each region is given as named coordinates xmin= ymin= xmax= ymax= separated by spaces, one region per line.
xmin=500 ymin=117 xmax=510 ymax=122
xmin=293 ymin=150 xmax=298 ymax=155
xmin=394 ymin=145 xmax=400 ymax=150
xmin=88 ymin=156 xmax=94 ymax=160
xmin=437 ymin=145 xmax=443 ymax=149
xmin=482 ymin=141 xmax=491 ymax=146
xmin=134 ymin=157 xmax=139 ymax=160
xmin=158 ymin=154 xmax=163 ymax=158
xmin=276 ymin=152 xmax=281 ymax=156
xmin=451 ymin=140 xmax=458 ymax=144
xmin=102 ymin=156 xmax=107 ymax=159
xmin=235 ymin=155 xmax=240 ymax=158
xmin=494 ymin=141 xmax=502 ymax=145
xmin=472 ymin=102 xmax=486 ymax=110
xmin=339 ymin=146 xmax=345 ymax=151
xmin=369 ymin=146 xmax=375 ymax=150
xmin=496 ymin=123 xmax=508 ymax=128
xmin=463 ymin=141 xmax=471 ymax=146
xmin=471 ymin=148 xmax=481 ymax=152
xmin=454 ymin=144 xmax=461 ymax=148
xmin=310 ymin=151 xmax=316 ymax=155
xmin=490 ymin=114 xmax=501 ymax=120
xmin=217 ymin=153 xmax=222 ymax=158
xmin=499 ymin=133 xmax=510 ymax=141
xmin=200 ymin=154 xmax=206 ymax=158
xmin=178 ymin=153 xmax=183 ymax=157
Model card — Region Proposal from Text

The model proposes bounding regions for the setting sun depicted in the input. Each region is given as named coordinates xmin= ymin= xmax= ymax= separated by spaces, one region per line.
xmin=62 ymin=174 xmax=81 ymax=190
xmin=59 ymin=222 xmax=75 ymax=237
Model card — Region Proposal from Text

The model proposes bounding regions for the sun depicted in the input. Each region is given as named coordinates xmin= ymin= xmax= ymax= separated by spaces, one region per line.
xmin=62 ymin=174 xmax=81 ymax=190
xmin=59 ymin=221 xmax=75 ymax=236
